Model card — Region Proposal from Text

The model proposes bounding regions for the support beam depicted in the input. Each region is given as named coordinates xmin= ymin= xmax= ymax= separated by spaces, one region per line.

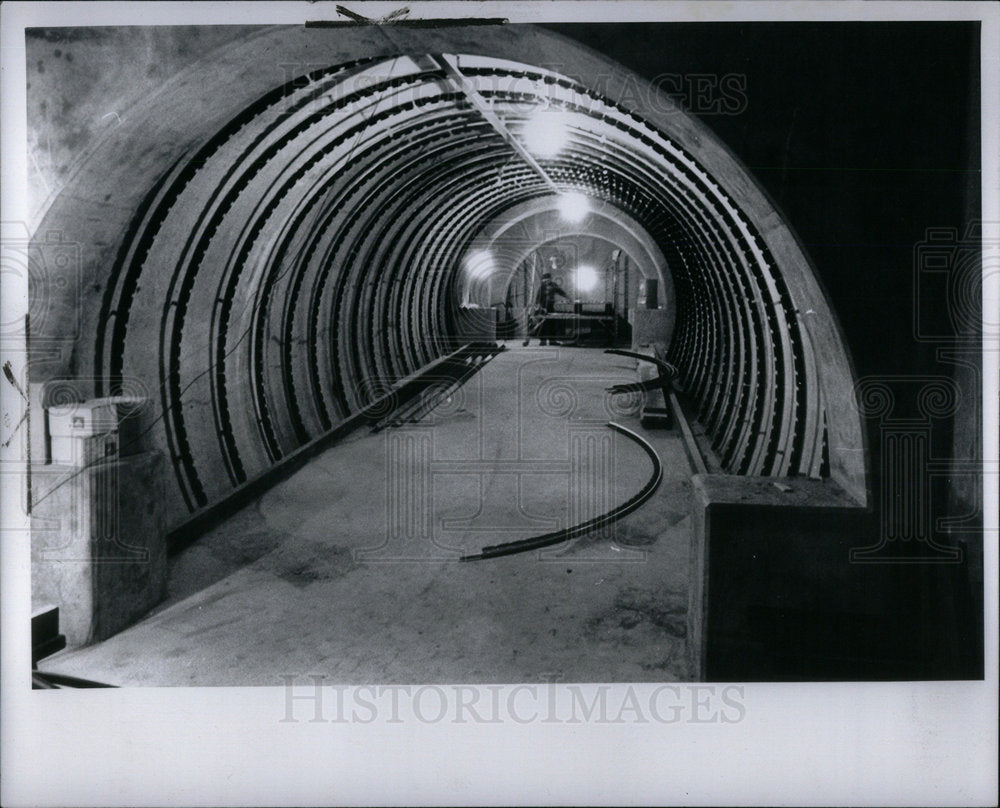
xmin=428 ymin=53 xmax=561 ymax=195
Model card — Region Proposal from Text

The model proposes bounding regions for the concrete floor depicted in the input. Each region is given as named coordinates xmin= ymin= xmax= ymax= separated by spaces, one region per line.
xmin=41 ymin=347 xmax=697 ymax=685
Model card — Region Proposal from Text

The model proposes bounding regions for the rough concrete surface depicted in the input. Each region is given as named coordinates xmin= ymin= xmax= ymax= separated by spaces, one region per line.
xmin=31 ymin=451 xmax=167 ymax=647
xmin=39 ymin=348 xmax=696 ymax=685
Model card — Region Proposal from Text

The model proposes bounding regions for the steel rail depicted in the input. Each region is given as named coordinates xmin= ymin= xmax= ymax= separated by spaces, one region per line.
xmin=460 ymin=421 xmax=663 ymax=561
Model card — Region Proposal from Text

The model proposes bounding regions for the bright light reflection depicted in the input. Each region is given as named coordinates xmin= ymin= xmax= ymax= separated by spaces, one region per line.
xmin=464 ymin=250 xmax=494 ymax=281
xmin=575 ymin=264 xmax=599 ymax=292
xmin=523 ymin=108 xmax=570 ymax=158
xmin=558 ymin=191 xmax=589 ymax=223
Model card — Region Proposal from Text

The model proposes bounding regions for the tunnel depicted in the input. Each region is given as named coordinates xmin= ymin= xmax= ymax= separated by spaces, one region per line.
xmin=24 ymin=22 xmax=981 ymax=684
xmin=28 ymin=25 xmax=865 ymax=520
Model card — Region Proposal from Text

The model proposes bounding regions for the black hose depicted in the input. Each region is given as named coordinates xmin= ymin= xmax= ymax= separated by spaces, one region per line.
xmin=460 ymin=421 xmax=663 ymax=560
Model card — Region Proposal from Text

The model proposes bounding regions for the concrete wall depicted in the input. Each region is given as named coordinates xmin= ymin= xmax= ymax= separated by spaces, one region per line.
xmin=688 ymin=475 xmax=980 ymax=680
xmin=25 ymin=26 xmax=266 ymax=225
xmin=31 ymin=451 xmax=167 ymax=646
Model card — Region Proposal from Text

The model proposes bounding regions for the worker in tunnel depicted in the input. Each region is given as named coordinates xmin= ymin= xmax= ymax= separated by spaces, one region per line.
xmin=523 ymin=261 xmax=570 ymax=346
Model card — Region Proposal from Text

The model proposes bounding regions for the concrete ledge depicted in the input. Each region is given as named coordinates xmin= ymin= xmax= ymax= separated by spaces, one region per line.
xmin=31 ymin=451 xmax=167 ymax=647
xmin=687 ymin=474 xmax=977 ymax=680
xmin=692 ymin=474 xmax=861 ymax=510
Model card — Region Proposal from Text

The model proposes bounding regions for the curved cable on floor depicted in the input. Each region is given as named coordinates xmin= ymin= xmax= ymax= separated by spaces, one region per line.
xmin=460 ymin=421 xmax=663 ymax=561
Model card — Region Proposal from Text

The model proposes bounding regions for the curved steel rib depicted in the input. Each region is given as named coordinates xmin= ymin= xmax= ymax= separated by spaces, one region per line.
xmin=460 ymin=421 xmax=663 ymax=561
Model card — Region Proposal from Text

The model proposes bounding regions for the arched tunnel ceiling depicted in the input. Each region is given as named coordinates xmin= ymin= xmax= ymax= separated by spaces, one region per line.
xmin=29 ymin=25 xmax=868 ymax=527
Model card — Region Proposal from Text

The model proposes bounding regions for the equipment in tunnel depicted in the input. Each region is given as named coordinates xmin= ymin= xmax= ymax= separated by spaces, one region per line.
xmin=521 ymin=267 xmax=569 ymax=346
xmin=511 ymin=238 xmax=635 ymax=347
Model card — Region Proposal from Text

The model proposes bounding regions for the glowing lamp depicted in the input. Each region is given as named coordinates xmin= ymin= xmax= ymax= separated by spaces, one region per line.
xmin=523 ymin=108 xmax=570 ymax=159
xmin=557 ymin=191 xmax=589 ymax=223
xmin=575 ymin=264 xmax=599 ymax=292
xmin=464 ymin=250 xmax=494 ymax=281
